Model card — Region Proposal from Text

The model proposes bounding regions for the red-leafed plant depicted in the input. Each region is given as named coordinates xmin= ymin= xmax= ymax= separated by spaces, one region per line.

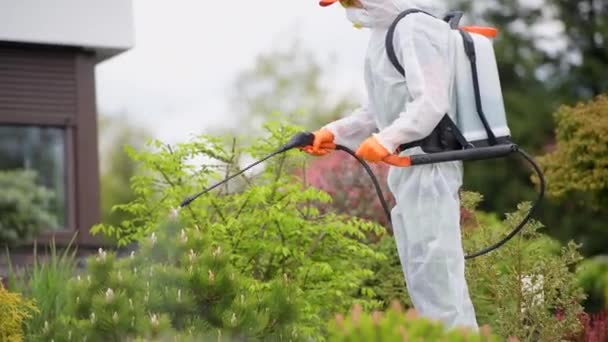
xmin=301 ymin=152 xmax=479 ymax=233
xmin=300 ymin=152 xmax=394 ymax=232
xmin=575 ymin=311 xmax=608 ymax=342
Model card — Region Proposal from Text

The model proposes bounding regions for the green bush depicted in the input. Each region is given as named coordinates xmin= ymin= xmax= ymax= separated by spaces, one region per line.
xmin=0 ymin=283 xmax=38 ymax=342
xmin=91 ymin=122 xmax=386 ymax=337
xmin=37 ymin=221 xmax=299 ymax=341
xmin=463 ymin=199 xmax=585 ymax=341
xmin=0 ymin=170 xmax=57 ymax=246
xmin=327 ymin=302 xmax=500 ymax=341
xmin=576 ymin=256 xmax=608 ymax=313
xmin=357 ymin=234 xmax=412 ymax=310
xmin=537 ymin=94 xmax=608 ymax=209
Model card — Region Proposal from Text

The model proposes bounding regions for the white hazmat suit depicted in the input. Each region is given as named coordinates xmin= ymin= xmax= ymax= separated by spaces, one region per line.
xmin=322 ymin=0 xmax=478 ymax=329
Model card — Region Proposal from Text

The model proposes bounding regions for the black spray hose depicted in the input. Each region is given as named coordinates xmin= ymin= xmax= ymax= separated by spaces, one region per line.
xmin=330 ymin=144 xmax=545 ymax=259
xmin=181 ymin=132 xmax=545 ymax=260
xmin=463 ymin=149 xmax=545 ymax=259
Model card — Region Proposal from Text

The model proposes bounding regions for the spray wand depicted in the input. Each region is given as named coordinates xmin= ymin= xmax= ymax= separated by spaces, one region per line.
xmin=180 ymin=131 xmax=544 ymax=260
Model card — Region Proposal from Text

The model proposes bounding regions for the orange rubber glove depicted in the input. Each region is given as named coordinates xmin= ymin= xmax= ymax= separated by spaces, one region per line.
xmin=301 ymin=129 xmax=335 ymax=156
xmin=356 ymin=136 xmax=390 ymax=163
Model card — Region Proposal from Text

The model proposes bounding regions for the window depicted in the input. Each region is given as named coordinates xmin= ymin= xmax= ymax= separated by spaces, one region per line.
xmin=0 ymin=125 xmax=67 ymax=228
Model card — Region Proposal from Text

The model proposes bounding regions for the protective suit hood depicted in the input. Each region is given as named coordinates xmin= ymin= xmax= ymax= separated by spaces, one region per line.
xmin=346 ymin=0 xmax=446 ymax=28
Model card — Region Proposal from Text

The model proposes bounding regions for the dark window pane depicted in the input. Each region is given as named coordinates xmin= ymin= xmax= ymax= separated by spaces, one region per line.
xmin=0 ymin=125 xmax=67 ymax=229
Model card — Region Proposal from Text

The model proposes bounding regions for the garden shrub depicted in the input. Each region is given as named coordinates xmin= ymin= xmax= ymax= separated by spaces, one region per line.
xmin=357 ymin=234 xmax=412 ymax=310
xmin=0 ymin=282 xmax=38 ymax=342
xmin=463 ymin=198 xmax=585 ymax=341
xmin=537 ymin=94 xmax=608 ymax=209
xmin=327 ymin=302 xmax=500 ymax=341
xmin=38 ymin=221 xmax=300 ymax=341
xmin=0 ymin=170 xmax=56 ymax=246
xmin=90 ymin=122 xmax=386 ymax=338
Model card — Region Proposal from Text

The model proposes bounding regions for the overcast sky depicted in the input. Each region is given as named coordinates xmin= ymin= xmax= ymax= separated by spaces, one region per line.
xmin=95 ymin=0 xmax=371 ymax=143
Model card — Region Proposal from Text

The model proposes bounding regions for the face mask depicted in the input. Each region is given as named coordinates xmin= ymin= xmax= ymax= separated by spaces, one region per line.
xmin=345 ymin=7 xmax=372 ymax=28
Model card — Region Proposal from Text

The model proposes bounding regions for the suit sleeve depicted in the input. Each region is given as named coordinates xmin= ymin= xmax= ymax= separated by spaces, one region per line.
xmin=323 ymin=105 xmax=377 ymax=151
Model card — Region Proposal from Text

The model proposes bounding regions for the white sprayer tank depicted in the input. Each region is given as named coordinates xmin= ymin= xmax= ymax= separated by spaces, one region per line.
xmin=451 ymin=30 xmax=511 ymax=143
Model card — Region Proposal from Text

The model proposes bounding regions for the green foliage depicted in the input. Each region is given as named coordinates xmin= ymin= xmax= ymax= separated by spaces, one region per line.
xmin=464 ymin=202 xmax=585 ymax=341
xmin=7 ymin=238 xmax=78 ymax=340
xmin=327 ymin=302 xmax=500 ymax=342
xmin=99 ymin=115 xmax=150 ymax=228
xmin=576 ymin=256 xmax=608 ymax=313
xmin=91 ymin=121 xmax=386 ymax=337
xmin=532 ymin=94 xmax=608 ymax=256
xmin=538 ymin=94 xmax=608 ymax=209
xmin=358 ymin=235 xmax=412 ymax=310
xmin=0 ymin=283 xmax=38 ymax=342
xmin=0 ymin=170 xmax=57 ymax=246
xmin=40 ymin=220 xmax=300 ymax=341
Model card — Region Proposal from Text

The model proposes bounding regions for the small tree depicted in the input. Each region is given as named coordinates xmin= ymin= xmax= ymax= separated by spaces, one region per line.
xmin=538 ymin=94 xmax=608 ymax=209
xmin=91 ymin=122 xmax=387 ymax=338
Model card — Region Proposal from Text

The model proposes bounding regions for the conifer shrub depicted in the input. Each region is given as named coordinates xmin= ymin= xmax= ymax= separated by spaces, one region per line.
xmin=0 ymin=283 xmax=38 ymax=342
xmin=38 ymin=221 xmax=300 ymax=341
xmin=327 ymin=302 xmax=500 ymax=341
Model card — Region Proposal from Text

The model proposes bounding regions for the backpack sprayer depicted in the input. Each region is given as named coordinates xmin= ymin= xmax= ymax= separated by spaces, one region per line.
xmin=180 ymin=11 xmax=546 ymax=259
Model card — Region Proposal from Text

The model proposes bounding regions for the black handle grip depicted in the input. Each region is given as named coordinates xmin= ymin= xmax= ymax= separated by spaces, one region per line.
xmin=278 ymin=131 xmax=315 ymax=152
xmin=410 ymin=144 xmax=519 ymax=165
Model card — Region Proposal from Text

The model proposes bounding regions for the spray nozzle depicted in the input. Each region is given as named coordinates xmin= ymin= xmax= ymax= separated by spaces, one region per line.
xmin=277 ymin=131 xmax=315 ymax=153
xmin=179 ymin=132 xmax=314 ymax=208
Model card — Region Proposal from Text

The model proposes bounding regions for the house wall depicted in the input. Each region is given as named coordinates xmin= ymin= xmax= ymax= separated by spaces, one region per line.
xmin=0 ymin=0 xmax=134 ymax=61
xmin=0 ymin=43 xmax=101 ymax=246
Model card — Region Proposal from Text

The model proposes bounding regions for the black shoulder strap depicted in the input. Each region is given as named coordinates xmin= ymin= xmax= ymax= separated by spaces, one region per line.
xmin=387 ymin=10 xmax=499 ymax=147
xmin=389 ymin=9 xmax=471 ymax=153
xmin=458 ymin=29 xmax=498 ymax=145
xmin=385 ymin=9 xmax=434 ymax=77
xmin=443 ymin=11 xmax=464 ymax=29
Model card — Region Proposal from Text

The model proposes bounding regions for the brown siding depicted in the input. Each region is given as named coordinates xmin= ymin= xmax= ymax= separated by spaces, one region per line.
xmin=74 ymin=53 xmax=101 ymax=246
xmin=0 ymin=45 xmax=78 ymax=119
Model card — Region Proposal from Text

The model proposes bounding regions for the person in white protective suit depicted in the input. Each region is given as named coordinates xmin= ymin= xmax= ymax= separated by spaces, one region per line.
xmin=302 ymin=0 xmax=478 ymax=330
